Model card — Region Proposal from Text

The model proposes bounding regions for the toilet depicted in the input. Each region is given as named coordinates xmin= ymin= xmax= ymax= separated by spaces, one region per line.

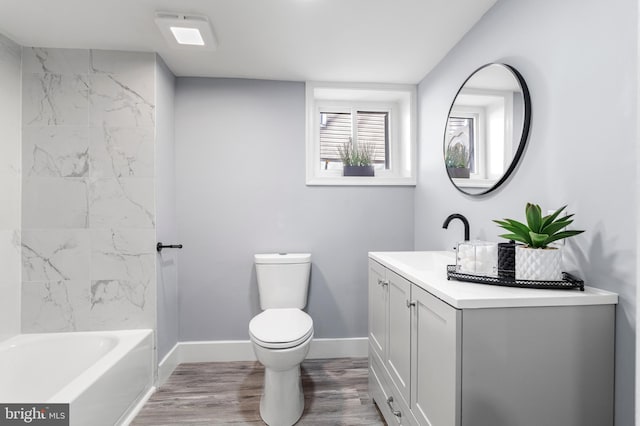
xmin=249 ymin=253 xmax=314 ymax=426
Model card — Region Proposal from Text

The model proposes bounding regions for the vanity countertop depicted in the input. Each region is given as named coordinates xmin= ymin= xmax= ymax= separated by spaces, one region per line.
xmin=369 ymin=251 xmax=618 ymax=309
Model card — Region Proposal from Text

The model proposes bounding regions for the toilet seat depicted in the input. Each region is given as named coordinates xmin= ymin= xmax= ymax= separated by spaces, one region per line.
xmin=249 ymin=308 xmax=313 ymax=349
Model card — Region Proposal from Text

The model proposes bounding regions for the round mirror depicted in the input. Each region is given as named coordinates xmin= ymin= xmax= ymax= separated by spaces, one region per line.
xmin=443 ymin=63 xmax=531 ymax=195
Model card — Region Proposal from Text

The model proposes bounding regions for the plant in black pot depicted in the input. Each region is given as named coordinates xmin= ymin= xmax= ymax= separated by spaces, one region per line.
xmin=494 ymin=203 xmax=584 ymax=281
xmin=445 ymin=137 xmax=470 ymax=179
xmin=338 ymin=140 xmax=375 ymax=177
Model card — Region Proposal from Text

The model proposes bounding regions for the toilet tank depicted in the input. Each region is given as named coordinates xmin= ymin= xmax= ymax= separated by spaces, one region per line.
xmin=255 ymin=253 xmax=311 ymax=309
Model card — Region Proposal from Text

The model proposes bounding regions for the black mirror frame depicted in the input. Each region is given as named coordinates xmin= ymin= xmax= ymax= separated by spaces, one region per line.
xmin=443 ymin=63 xmax=531 ymax=196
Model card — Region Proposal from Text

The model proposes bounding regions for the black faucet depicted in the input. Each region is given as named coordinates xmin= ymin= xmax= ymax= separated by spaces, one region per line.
xmin=442 ymin=213 xmax=470 ymax=241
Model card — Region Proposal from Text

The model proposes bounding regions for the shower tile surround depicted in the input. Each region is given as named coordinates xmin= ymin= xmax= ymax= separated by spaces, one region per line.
xmin=20 ymin=48 xmax=157 ymax=332
xmin=0 ymin=34 xmax=21 ymax=340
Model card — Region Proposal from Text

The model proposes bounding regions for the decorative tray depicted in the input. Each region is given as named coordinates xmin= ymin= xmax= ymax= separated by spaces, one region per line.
xmin=446 ymin=265 xmax=584 ymax=291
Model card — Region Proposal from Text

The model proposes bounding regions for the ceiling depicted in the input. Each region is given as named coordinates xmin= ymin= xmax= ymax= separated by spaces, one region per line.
xmin=0 ymin=0 xmax=496 ymax=84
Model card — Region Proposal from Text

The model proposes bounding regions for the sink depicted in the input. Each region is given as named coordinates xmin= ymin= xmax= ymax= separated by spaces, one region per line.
xmin=376 ymin=251 xmax=455 ymax=272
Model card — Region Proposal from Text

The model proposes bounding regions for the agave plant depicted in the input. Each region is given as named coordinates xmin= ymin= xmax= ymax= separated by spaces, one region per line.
xmin=494 ymin=203 xmax=584 ymax=249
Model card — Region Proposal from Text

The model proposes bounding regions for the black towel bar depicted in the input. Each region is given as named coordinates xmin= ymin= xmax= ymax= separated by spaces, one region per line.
xmin=156 ymin=243 xmax=183 ymax=252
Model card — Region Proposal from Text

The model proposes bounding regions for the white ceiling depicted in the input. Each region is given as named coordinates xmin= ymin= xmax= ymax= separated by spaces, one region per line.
xmin=0 ymin=0 xmax=496 ymax=84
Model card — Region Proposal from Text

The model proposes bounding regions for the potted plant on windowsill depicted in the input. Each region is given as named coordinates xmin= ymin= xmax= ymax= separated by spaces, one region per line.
xmin=494 ymin=203 xmax=584 ymax=281
xmin=338 ymin=141 xmax=375 ymax=177
xmin=445 ymin=138 xmax=470 ymax=179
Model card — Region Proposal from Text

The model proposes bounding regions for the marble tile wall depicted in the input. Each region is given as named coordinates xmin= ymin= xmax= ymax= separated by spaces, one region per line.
xmin=21 ymin=48 xmax=157 ymax=332
xmin=0 ymin=33 xmax=22 ymax=341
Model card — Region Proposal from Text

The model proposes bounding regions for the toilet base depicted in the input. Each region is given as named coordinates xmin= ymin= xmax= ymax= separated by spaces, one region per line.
xmin=260 ymin=365 xmax=304 ymax=426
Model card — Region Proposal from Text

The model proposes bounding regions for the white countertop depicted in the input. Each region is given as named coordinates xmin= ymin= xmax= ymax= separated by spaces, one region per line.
xmin=369 ymin=251 xmax=618 ymax=309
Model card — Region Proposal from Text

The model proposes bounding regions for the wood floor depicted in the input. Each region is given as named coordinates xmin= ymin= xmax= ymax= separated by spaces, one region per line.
xmin=131 ymin=357 xmax=386 ymax=426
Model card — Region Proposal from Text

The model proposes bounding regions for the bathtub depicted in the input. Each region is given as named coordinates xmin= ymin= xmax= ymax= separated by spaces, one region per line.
xmin=0 ymin=329 xmax=153 ymax=426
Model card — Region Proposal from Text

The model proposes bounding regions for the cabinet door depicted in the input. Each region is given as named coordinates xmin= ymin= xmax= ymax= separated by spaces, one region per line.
xmin=386 ymin=270 xmax=412 ymax=406
xmin=410 ymin=284 xmax=461 ymax=426
xmin=368 ymin=260 xmax=388 ymax=364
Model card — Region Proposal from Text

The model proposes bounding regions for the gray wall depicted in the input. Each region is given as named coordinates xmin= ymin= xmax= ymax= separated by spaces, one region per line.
xmin=415 ymin=0 xmax=636 ymax=423
xmin=175 ymin=78 xmax=414 ymax=341
xmin=155 ymin=57 xmax=179 ymax=361
xmin=0 ymin=33 xmax=21 ymax=342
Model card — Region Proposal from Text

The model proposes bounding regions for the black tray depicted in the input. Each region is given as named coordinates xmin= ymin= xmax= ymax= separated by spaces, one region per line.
xmin=446 ymin=265 xmax=584 ymax=291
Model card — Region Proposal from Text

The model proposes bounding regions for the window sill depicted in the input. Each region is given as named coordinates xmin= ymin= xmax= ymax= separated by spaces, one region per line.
xmin=306 ymin=175 xmax=416 ymax=186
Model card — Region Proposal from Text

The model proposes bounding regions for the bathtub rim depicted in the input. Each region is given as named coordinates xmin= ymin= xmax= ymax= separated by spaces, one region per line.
xmin=46 ymin=329 xmax=153 ymax=404
xmin=0 ymin=329 xmax=154 ymax=405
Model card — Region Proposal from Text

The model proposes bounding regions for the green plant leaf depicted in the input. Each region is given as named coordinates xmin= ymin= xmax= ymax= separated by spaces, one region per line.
xmin=494 ymin=219 xmax=526 ymax=233
xmin=499 ymin=227 xmax=529 ymax=242
xmin=541 ymin=215 xmax=575 ymax=236
xmin=544 ymin=230 xmax=585 ymax=245
xmin=540 ymin=219 xmax=573 ymax=236
xmin=540 ymin=205 xmax=567 ymax=230
xmin=494 ymin=219 xmax=532 ymax=245
xmin=529 ymin=231 xmax=549 ymax=248
xmin=525 ymin=203 xmax=542 ymax=233
xmin=504 ymin=219 xmax=531 ymax=235
xmin=494 ymin=220 xmax=517 ymax=231
xmin=547 ymin=213 xmax=575 ymax=225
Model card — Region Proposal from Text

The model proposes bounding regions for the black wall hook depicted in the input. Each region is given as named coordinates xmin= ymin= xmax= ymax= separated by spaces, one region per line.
xmin=157 ymin=242 xmax=183 ymax=253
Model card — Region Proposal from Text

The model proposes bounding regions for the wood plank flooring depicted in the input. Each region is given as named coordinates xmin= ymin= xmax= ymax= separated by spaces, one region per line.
xmin=131 ymin=357 xmax=386 ymax=426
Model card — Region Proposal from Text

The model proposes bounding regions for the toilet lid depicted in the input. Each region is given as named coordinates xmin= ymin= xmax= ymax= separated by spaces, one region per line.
xmin=249 ymin=309 xmax=313 ymax=349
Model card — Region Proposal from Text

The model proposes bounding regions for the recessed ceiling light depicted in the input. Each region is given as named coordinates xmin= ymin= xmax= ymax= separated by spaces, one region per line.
xmin=170 ymin=27 xmax=205 ymax=46
xmin=155 ymin=12 xmax=217 ymax=50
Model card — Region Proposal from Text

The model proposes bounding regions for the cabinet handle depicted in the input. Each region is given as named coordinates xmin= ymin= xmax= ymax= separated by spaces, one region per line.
xmin=378 ymin=279 xmax=389 ymax=287
xmin=406 ymin=300 xmax=416 ymax=308
xmin=386 ymin=396 xmax=402 ymax=417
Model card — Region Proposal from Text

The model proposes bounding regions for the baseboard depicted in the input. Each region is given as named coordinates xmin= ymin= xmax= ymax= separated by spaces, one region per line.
xmin=160 ymin=337 xmax=368 ymax=370
xmin=154 ymin=337 xmax=369 ymax=386
xmin=157 ymin=343 xmax=181 ymax=387
xmin=119 ymin=385 xmax=156 ymax=426
xmin=180 ymin=340 xmax=258 ymax=363
xmin=307 ymin=337 xmax=368 ymax=359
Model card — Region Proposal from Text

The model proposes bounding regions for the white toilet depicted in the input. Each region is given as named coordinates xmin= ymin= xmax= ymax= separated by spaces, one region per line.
xmin=249 ymin=253 xmax=314 ymax=426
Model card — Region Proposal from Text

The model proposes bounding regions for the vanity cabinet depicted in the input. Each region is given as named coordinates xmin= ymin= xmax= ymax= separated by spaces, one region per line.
xmin=368 ymin=253 xmax=617 ymax=426
xmin=369 ymin=259 xmax=459 ymax=425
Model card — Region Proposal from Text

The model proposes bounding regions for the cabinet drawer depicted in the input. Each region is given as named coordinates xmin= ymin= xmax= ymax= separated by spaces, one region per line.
xmin=370 ymin=354 xmax=415 ymax=425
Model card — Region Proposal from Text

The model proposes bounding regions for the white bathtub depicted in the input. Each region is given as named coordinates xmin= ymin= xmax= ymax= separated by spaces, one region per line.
xmin=0 ymin=329 xmax=153 ymax=426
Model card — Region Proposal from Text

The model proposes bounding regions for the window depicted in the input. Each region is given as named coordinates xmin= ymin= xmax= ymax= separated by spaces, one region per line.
xmin=445 ymin=114 xmax=478 ymax=174
xmin=446 ymin=88 xmax=514 ymax=188
xmin=319 ymin=111 xmax=388 ymax=170
xmin=306 ymin=82 xmax=416 ymax=185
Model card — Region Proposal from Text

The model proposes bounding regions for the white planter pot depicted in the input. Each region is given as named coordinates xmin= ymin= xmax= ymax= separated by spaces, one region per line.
xmin=515 ymin=246 xmax=562 ymax=281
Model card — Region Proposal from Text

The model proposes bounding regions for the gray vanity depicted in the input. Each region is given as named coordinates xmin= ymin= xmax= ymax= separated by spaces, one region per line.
xmin=368 ymin=251 xmax=617 ymax=426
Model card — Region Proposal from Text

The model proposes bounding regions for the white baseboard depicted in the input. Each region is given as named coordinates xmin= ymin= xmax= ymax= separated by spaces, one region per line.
xmin=156 ymin=337 xmax=368 ymax=386
xmin=119 ymin=385 xmax=156 ymax=426
xmin=157 ymin=344 xmax=181 ymax=386
xmin=307 ymin=337 xmax=368 ymax=359
xmin=180 ymin=340 xmax=257 ymax=363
